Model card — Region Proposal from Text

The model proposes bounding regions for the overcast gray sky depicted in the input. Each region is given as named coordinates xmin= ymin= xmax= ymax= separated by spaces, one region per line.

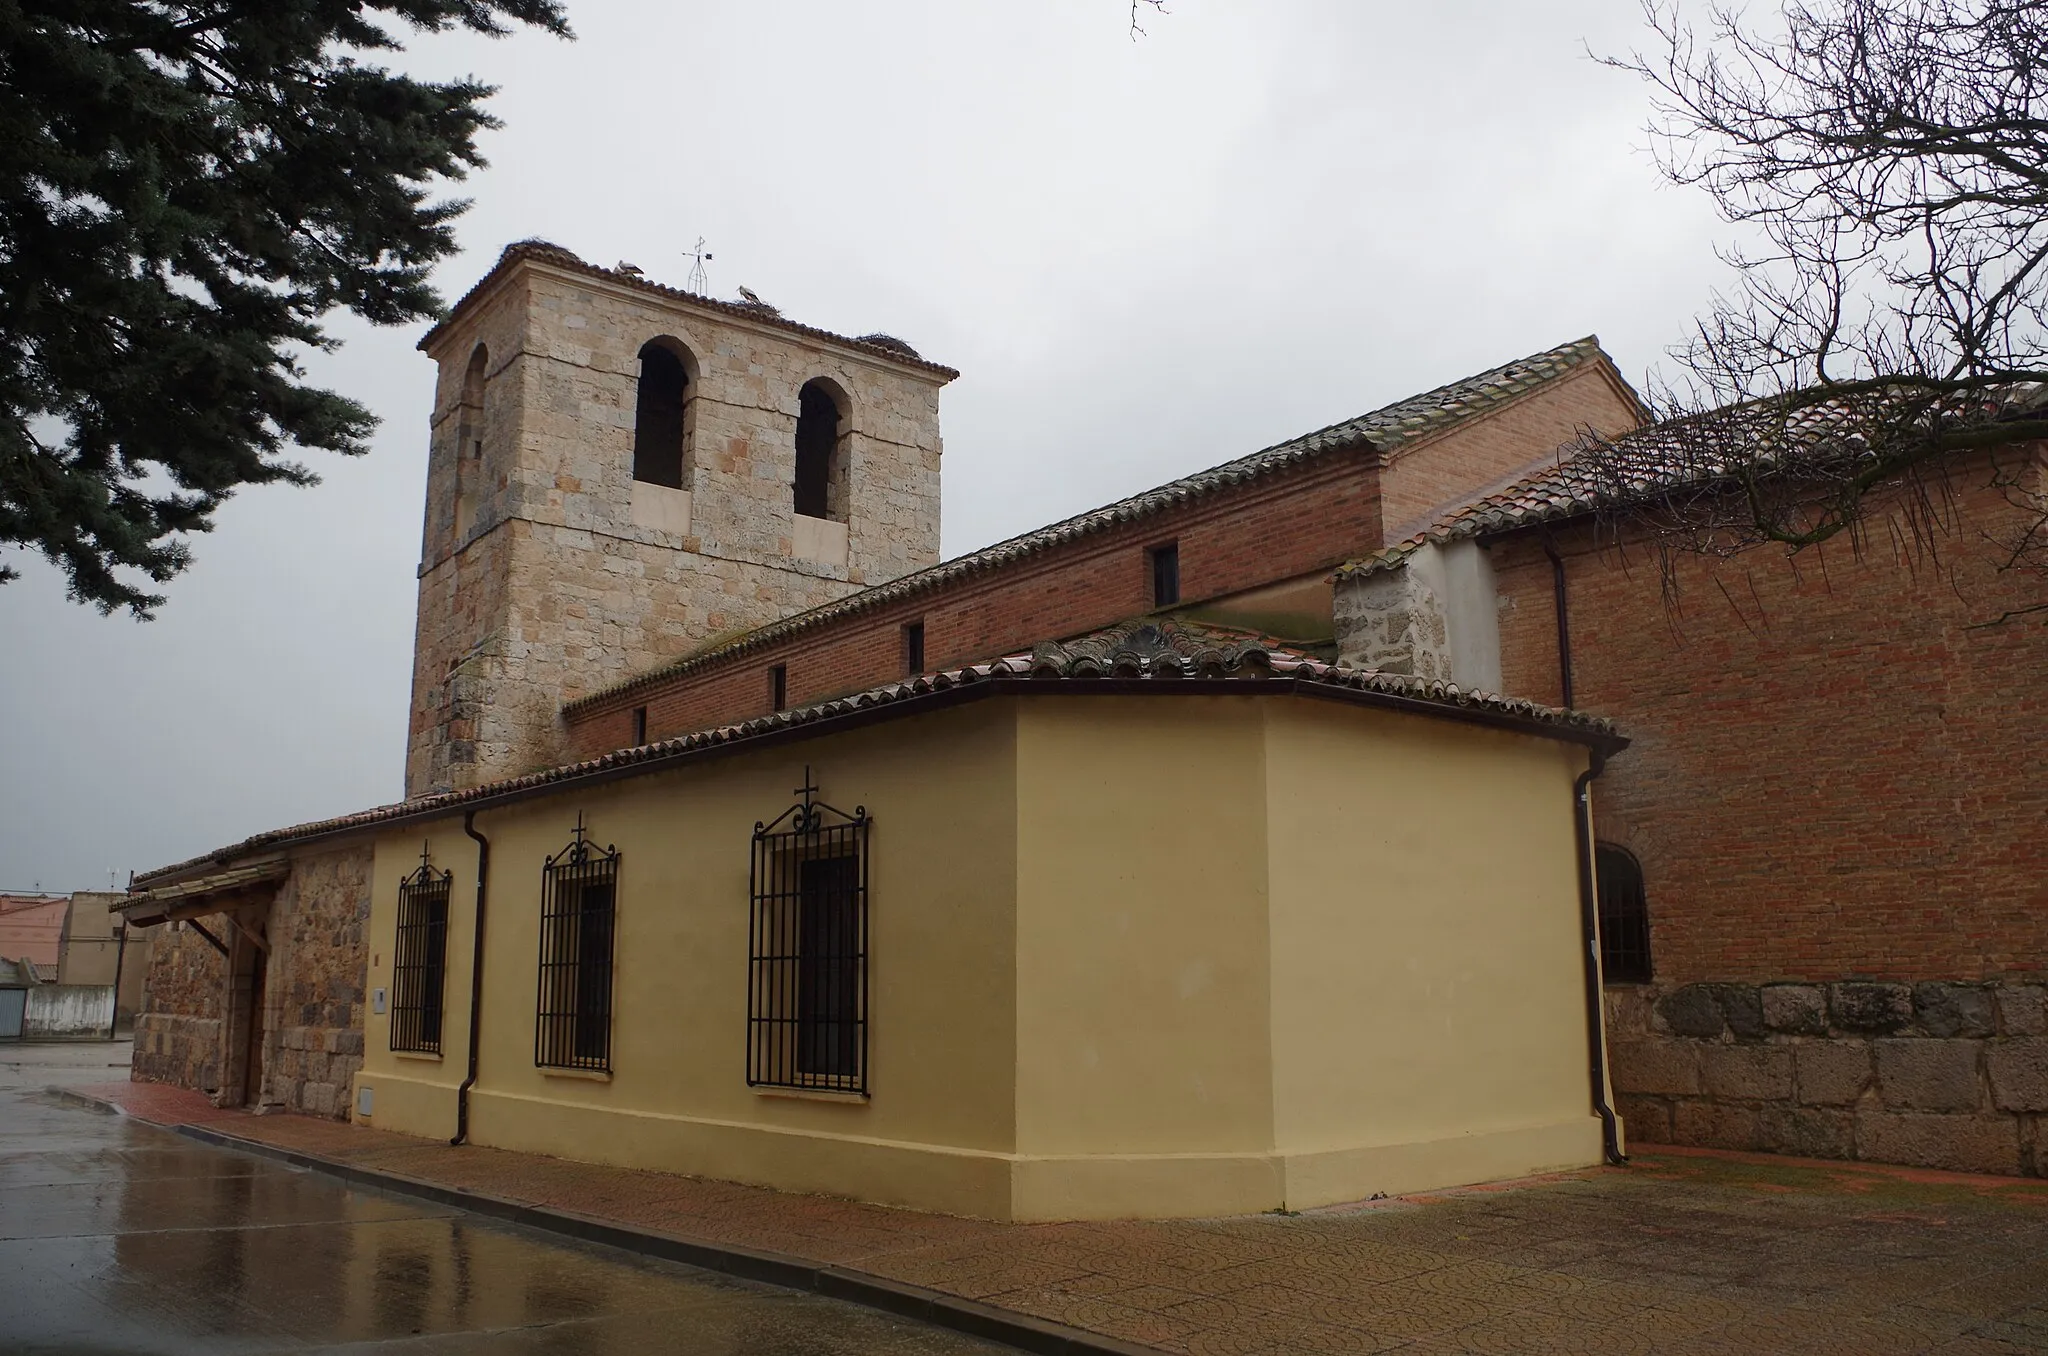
xmin=1 ymin=1 xmax=1731 ymax=893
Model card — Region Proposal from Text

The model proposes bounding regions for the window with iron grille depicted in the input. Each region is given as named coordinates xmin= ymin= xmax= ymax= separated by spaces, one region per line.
xmin=749 ymin=770 xmax=870 ymax=1093
xmin=1595 ymin=844 xmax=1652 ymax=984
xmin=391 ymin=849 xmax=452 ymax=1054
xmin=536 ymin=820 xmax=621 ymax=1071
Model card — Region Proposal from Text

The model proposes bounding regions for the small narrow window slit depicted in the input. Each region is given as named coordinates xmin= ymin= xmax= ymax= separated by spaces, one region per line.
xmin=1150 ymin=541 xmax=1181 ymax=608
xmin=903 ymin=620 xmax=926 ymax=676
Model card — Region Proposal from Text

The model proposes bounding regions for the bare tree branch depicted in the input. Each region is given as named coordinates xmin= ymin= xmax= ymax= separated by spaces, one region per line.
xmin=1585 ymin=0 xmax=2048 ymax=617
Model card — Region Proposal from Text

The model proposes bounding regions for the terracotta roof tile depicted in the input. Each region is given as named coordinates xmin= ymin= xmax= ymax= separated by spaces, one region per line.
xmin=134 ymin=619 xmax=1621 ymax=888
xmin=115 ymin=862 xmax=291 ymax=921
xmin=1337 ymin=385 xmax=2048 ymax=579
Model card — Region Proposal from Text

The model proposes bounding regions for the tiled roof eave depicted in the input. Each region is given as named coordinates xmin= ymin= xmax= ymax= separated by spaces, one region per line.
xmin=133 ymin=662 xmax=1623 ymax=887
xmin=1334 ymin=493 xmax=1607 ymax=581
xmin=116 ymin=861 xmax=291 ymax=923
xmin=1336 ymin=384 xmax=2048 ymax=582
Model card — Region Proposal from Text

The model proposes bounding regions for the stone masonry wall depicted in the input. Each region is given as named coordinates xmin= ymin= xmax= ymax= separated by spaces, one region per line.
xmin=132 ymin=923 xmax=226 ymax=1095
xmin=258 ymin=845 xmax=372 ymax=1119
xmin=1333 ymin=560 xmax=1450 ymax=679
xmin=407 ymin=258 xmax=950 ymax=795
xmin=1609 ymin=981 xmax=2048 ymax=1176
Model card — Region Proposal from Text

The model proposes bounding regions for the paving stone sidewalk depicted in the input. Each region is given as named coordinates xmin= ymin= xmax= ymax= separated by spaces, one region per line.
xmin=68 ymin=1081 xmax=2048 ymax=1355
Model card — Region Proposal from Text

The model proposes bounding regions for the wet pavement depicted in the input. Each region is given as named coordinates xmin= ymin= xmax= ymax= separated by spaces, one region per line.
xmin=0 ymin=1085 xmax=1009 ymax=1355
xmin=32 ymin=1067 xmax=2048 ymax=1354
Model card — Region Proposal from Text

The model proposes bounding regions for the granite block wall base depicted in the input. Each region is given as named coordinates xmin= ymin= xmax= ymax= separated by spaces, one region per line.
xmin=131 ymin=1013 xmax=224 ymax=1095
xmin=1607 ymin=981 xmax=2048 ymax=1177
xmin=130 ymin=925 xmax=224 ymax=1092
xmin=255 ymin=846 xmax=372 ymax=1120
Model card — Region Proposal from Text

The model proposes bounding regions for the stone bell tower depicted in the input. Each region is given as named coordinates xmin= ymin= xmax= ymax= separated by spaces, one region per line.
xmin=406 ymin=242 xmax=955 ymax=796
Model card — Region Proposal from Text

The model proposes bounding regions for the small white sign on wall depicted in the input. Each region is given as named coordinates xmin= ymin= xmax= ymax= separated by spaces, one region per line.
xmin=357 ymin=1086 xmax=373 ymax=1117
xmin=371 ymin=987 xmax=387 ymax=1014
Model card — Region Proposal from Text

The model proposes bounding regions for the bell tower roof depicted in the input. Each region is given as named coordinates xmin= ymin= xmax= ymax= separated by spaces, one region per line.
xmin=420 ymin=240 xmax=959 ymax=383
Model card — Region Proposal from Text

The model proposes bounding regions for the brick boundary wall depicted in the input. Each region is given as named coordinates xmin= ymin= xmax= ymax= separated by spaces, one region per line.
xmin=1608 ymin=981 xmax=2048 ymax=1175
xmin=1482 ymin=451 xmax=2048 ymax=1176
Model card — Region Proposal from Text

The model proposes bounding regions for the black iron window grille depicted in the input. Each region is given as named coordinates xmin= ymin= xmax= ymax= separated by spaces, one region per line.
xmin=536 ymin=818 xmax=622 ymax=1071
xmin=1595 ymin=844 xmax=1653 ymax=984
xmin=391 ymin=846 xmax=453 ymax=1054
xmin=748 ymin=769 xmax=871 ymax=1094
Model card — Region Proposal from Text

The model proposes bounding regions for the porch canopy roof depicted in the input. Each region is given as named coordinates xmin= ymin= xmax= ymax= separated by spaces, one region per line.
xmin=117 ymin=860 xmax=289 ymax=926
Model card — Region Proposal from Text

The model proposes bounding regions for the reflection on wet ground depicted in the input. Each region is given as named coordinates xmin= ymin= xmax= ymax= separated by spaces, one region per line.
xmin=0 ymin=1089 xmax=1008 ymax=1355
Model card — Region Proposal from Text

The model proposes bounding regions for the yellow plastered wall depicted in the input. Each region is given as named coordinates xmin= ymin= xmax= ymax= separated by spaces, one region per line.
xmin=361 ymin=825 xmax=479 ymax=1136
xmin=354 ymin=691 xmax=1607 ymax=1221
xmin=1013 ymin=698 xmax=1279 ymax=1219
xmin=357 ymin=700 xmax=1020 ymax=1216
xmin=1006 ymin=696 xmax=1602 ymax=1219
xmin=1263 ymin=698 xmax=1604 ymax=1207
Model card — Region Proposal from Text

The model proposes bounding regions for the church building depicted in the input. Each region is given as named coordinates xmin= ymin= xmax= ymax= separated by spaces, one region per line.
xmin=121 ymin=237 xmax=2041 ymax=1206
xmin=117 ymin=243 xmax=1647 ymax=1219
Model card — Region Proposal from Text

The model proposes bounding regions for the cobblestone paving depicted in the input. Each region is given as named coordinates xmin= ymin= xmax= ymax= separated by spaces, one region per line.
xmin=82 ymin=1082 xmax=2048 ymax=1354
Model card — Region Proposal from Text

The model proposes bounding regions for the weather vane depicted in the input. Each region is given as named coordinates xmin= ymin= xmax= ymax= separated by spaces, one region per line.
xmin=684 ymin=236 xmax=713 ymax=294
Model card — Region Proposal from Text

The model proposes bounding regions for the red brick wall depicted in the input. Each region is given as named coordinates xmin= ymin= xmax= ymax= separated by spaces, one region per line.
xmin=1379 ymin=365 xmax=1644 ymax=542
xmin=567 ymin=447 xmax=1389 ymax=756
xmin=1489 ymin=459 xmax=2048 ymax=983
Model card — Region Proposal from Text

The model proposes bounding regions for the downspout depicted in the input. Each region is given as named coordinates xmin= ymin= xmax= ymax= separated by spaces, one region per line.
xmin=1542 ymin=538 xmax=1574 ymax=708
xmin=1549 ymin=535 xmax=1626 ymax=1165
xmin=1574 ymin=754 xmax=1626 ymax=1166
xmin=452 ymin=811 xmax=490 ymax=1146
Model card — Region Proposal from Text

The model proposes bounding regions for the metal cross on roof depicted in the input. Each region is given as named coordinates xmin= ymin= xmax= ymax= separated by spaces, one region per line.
xmin=684 ymin=236 xmax=713 ymax=294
